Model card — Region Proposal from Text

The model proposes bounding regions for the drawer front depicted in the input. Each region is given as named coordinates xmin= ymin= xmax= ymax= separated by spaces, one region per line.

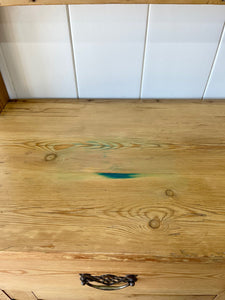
xmin=0 ymin=290 xmax=216 ymax=300
xmin=0 ymin=253 xmax=224 ymax=298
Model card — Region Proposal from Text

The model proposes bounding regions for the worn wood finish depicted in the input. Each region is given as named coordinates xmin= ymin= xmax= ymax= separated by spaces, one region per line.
xmin=0 ymin=290 xmax=217 ymax=300
xmin=0 ymin=73 xmax=9 ymax=113
xmin=35 ymin=291 xmax=217 ymax=300
xmin=0 ymin=291 xmax=10 ymax=300
xmin=0 ymin=0 xmax=225 ymax=5
xmin=4 ymin=290 xmax=38 ymax=300
xmin=1 ymin=172 xmax=225 ymax=255
xmin=1 ymin=100 xmax=225 ymax=256
xmin=215 ymin=292 xmax=225 ymax=300
xmin=1 ymin=100 xmax=225 ymax=297
xmin=0 ymin=252 xmax=224 ymax=295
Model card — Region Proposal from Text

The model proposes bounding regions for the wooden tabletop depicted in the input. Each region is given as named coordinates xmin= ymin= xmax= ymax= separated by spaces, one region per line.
xmin=1 ymin=99 xmax=225 ymax=297
xmin=0 ymin=99 xmax=225 ymax=259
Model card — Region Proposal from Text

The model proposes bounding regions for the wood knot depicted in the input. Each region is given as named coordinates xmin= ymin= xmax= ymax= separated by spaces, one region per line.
xmin=45 ymin=153 xmax=57 ymax=161
xmin=149 ymin=218 xmax=160 ymax=229
xmin=165 ymin=189 xmax=174 ymax=197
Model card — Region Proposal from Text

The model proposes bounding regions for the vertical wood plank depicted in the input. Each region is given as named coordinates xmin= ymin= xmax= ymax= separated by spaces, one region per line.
xmin=0 ymin=6 xmax=77 ymax=99
xmin=204 ymin=25 xmax=225 ymax=99
xmin=0 ymin=72 xmax=9 ymax=113
xmin=141 ymin=5 xmax=225 ymax=99
xmin=69 ymin=4 xmax=148 ymax=98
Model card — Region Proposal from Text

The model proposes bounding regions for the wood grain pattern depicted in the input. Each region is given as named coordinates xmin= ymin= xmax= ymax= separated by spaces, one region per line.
xmin=1 ymin=100 xmax=225 ymax=257
xmin=0 ymin=252 xmax=224 ymax=295
xmin=1 ymin=173 xmax=225 ymax=256
xmin=0 ymin=72 xmax=9 ymax=113
xmin=1 ymin=0 xmax=225 ymax=6
xmin=0 ymin=291 xmax=10 ymax=300
xmin=0 ymin=289 xmax=217 ymax=300
xmin=1 ymin=99 xmax=225 ymax=296
xmin=4 ymin=290 xmax=37 ymax=300
xmin=214 ymin=292 xmax=225 ymax=300
xmin=35 ymin=291 xmax=217 ymax=300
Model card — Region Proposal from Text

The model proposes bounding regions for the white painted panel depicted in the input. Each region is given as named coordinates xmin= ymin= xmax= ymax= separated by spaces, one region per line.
xmin=142 ymin=5 xmax=225 ymax=99
xmin=0 ymin=6 xmax=77 ymax=99
xmin=0 ymin=46 xmax=16 ymax=99
xmin=69 ymin=5 xmax=148 ymax=98
xmin=204 ymin=25 xmax=225 ymax=99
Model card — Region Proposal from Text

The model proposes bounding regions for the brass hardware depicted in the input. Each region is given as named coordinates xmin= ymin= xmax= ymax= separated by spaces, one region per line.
xmin=80 ymin=273 xmax=137 ymax=291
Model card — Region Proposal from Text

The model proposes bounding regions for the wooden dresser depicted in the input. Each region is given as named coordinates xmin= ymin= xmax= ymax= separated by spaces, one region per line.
xmin=0 ymin=98 xmax=225 ymax=299
xmin=1 ymin=0 xmax=225 ymax=298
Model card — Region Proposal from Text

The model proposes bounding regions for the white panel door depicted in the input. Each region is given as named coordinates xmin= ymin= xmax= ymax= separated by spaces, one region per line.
xmin=204 ymin=26 xmax=225 ymax=99
xmin=69 ymin=5 xmax=148 ymax=99
xmin=0 ymin=6 xmax=77 ymax=99
xmin=0 ymin=45 xmax=16 ymax=99
xmin=141 ymin=5 xmax=225 ymax=99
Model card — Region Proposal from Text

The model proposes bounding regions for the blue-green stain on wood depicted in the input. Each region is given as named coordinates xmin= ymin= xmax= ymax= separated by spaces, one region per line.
xmin=97 ymin=173 xmax=140 ymax=179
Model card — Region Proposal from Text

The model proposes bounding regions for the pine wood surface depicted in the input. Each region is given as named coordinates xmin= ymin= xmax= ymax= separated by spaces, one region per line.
xmin=0 ymin=289 xmax=217 ymax=300
xmin=1 ymin=99 xmax=225 ymax=297
xmin=0 ymin=291 xmax=11 ymax=300
xmin=215 ymin=292 xmax=225 ymax=300
xmin=4 ymin=290 xmax=38 ymax=300
xmin=1 ymin=100 xmax=225 ymax=256
xmin=0 ymin=251 xmax=225 ymax=295
xmin=31 ymin=292 xmax=217 ymax=300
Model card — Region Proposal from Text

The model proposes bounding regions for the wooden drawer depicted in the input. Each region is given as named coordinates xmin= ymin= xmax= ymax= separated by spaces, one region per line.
xmin=0 ymin=252 xmax=224 ymax=299
xmin=0 ymin=290 xmax=217 ymax=300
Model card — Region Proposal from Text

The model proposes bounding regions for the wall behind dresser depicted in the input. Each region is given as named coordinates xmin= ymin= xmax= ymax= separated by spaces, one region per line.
xmin=0 ymin=4 xmax=225 ymax=99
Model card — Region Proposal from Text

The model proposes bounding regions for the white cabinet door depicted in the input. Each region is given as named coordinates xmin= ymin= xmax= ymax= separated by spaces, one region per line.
xmin=204 ymin=26 xmax=225 ymax=99
xmin=0 ymin=6 xmax=77 ymax=99
xmin=141 ymin=5 xmax=225 ymax=99
xmin=69 ymin=5 xmax=148 ymax=99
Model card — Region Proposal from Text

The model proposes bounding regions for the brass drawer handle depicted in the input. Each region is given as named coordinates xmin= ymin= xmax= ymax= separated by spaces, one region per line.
xmin=80 ymin=273 xmax=137 ymax=291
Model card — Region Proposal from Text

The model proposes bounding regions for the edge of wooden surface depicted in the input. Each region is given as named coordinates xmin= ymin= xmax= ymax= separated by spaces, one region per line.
xmin=0 ymin=0 xmax=225 ymax=6
xmin=1 ymin=98 xmax=225 ymax=115
xmin=1 ymin=98 xmax=225 ymax=109
xmin=3 ymin=98 xmax=225 ymax=104
xmin=0 ymin=72 xmax=9 ymax=113
xmin=1 ymin=251 xmax=225 ymax=263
